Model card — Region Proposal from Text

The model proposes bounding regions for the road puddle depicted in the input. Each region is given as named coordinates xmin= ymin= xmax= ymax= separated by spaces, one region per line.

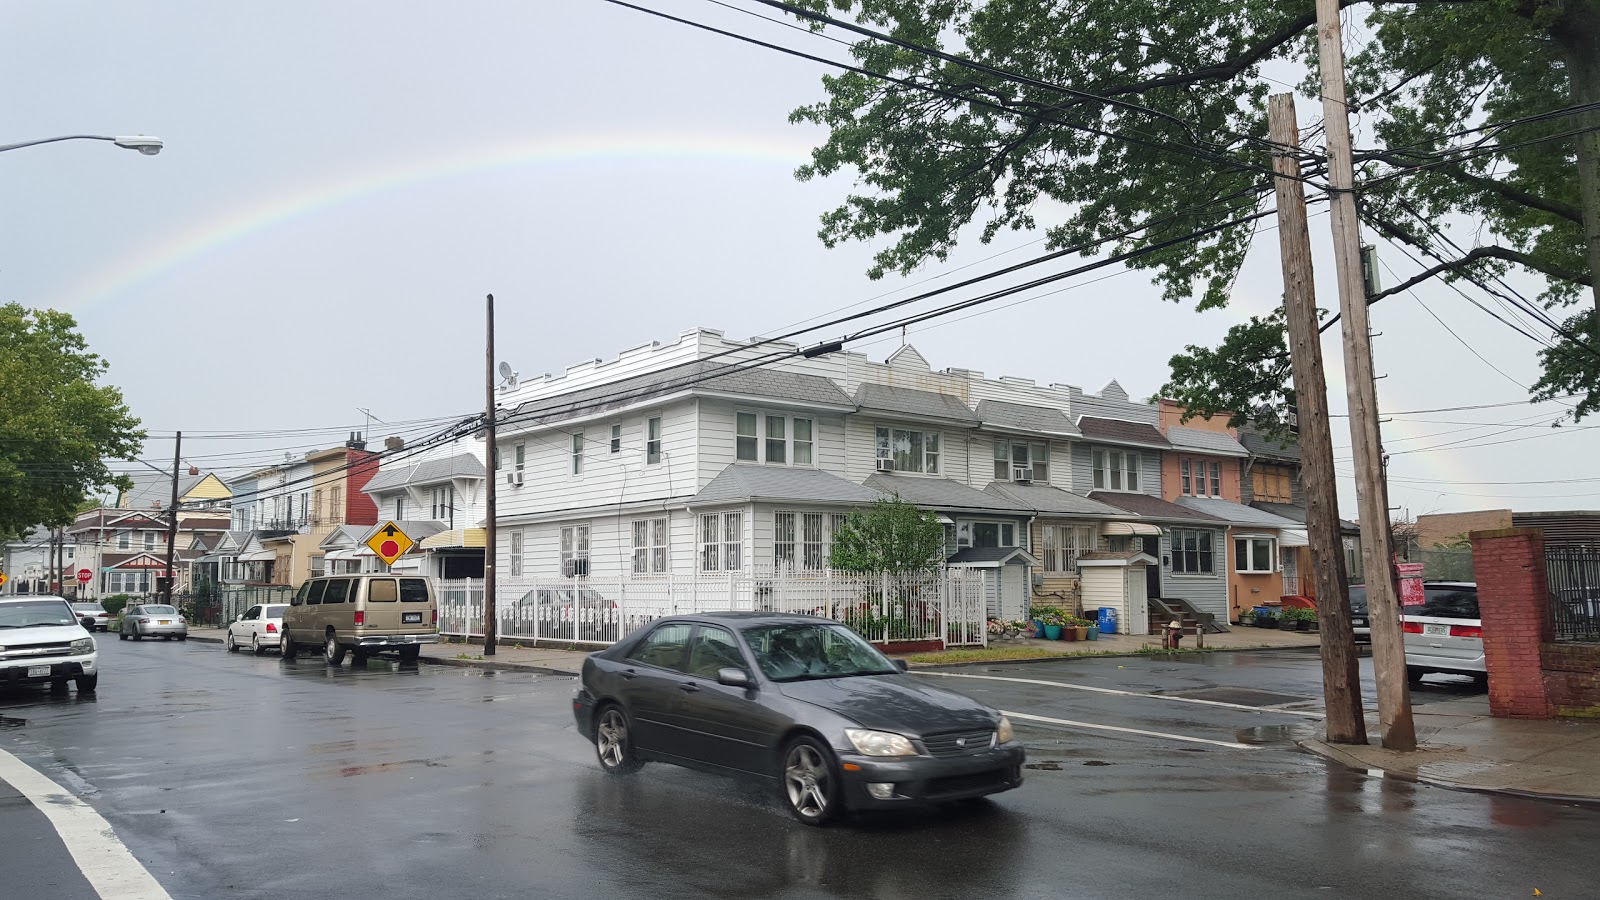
xmin=1234 ymin=723 xmax=1321 ymax=745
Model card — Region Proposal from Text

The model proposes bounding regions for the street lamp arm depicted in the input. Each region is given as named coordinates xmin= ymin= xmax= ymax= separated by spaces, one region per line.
xmin=0 ymin=134 xmax=162 ymax=155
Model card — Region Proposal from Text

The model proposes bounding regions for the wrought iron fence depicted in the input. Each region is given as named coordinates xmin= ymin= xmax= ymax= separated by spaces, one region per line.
xmin=436 ymin=570 xmax=987 ymax=649
xmin=216 ymin=584 xmax=298 ymax=625
xmin=1546 ymin=547 xmax=1600 ymax=643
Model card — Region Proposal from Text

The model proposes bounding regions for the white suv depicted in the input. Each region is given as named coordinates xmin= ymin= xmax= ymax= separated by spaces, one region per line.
xmin=1404 ymin=582 xmax=1484 ymax=685
xmin=0 ymin=595 xmax=99 ymax=693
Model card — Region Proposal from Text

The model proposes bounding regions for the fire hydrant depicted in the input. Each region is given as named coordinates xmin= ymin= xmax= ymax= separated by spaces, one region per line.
xmin=1163 ymin=620 xmax=1183 ymax=649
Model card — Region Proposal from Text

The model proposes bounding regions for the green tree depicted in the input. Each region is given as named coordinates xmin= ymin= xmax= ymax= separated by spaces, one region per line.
xmin=828 ymin=496 xmax=945 ymax=572
xmin=786 ymin=1 xmax=1600 ymax=419
xmin=0 ymin=304 xmax=142 ymax=539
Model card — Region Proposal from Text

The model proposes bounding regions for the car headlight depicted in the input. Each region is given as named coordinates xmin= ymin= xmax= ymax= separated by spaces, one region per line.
xmin=70 ymin=637 xmax=95 ymax=656
xmin=997 ymin=716 xmax=1014 ymax=743
xmin=845 ymin=728 xmax=918 ymax=757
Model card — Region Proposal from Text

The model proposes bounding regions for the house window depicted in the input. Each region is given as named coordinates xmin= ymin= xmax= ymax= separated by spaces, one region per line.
xmin=301 ymin=492 xmax=310 ymax=523
xmin=560 ymin=524 xmax=590 ymax=577
xmin=632 ymin=517 xmax=669 ymax=574
xmin=571 ymin=432 xmax=584 ymax=475
xmin=1091 ymin=449 xmax=1141 ymax=491
xmin=1180 ymin=459 xmax=1191 ymax=495
xmin=509 ymin=530 xmax=523 ymax=577
xmin=993 ymin=440 xmax=1049 ymax=482
xmin=393 ymin=497 xmax=404 ymax=521
xmin=118 ymin=531 xmax=130 ymax=550
xmin=331 ymin=485 xmax=343 ymax=519
xmin=647 ymin=417 xmax=662 ymax=464
xmin=699 ymin=512 xmax=742 ymax=572
xmin=1039 ymin=524 xmax=1096 ymax=573
xmin=313 ymin=488 xmax=324 ymax=524
xmin=765 ymin=416 xmax=787 ymax=464
xmin=970 ymin=522 xmax=1017 ymax=548
xmin=738 ymin=412 xmax=815 ymax=466
xmin=1171 ymin=528 xmax=1215 ymax=575
xmin=430 ymin=486 xmax=454 ymax=520
xmin=774 ymin=511 xmax=835 ymax=571
xmin=610 ymin=423 xmax=622 ymax=454
xmin=1181 ymin=457 xmax=1215 ymax=496
xmin=876 ymin=426 xmax=940 ymax=474
xmin=515 ymin=443 xmax=526 ymax=474
xmin=1253 ymin=464 xmax=1293 ymax=503
xmin=1234 ymin=535 xmax=1277 ymax=573
xmin=1210 ymin=462 xmax=1221 ymax=497
xmin=736 ymin=412 xmax=758 ymax=461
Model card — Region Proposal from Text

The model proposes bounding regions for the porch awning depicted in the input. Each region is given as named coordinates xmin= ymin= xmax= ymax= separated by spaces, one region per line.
xmin=238 ymin=549 xmax=276 ymax=562
xmin=1279 ymin=528 xmax=1310 ymax=548
xmin=419 ymin=527 xmax=486 ymax=550
xmin=322 ymin=547 xmax=369 ymax=561
xmin=1100 ymin=521 xmax=1163 ymax=536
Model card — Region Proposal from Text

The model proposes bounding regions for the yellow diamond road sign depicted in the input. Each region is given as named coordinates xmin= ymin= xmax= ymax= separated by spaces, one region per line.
xmin=367 ymin=521 xmax=414 ymax=566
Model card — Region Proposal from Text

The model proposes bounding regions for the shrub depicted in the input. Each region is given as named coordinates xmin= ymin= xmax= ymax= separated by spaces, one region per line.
xmin=101 ymin=596 xmax=130 ymax=617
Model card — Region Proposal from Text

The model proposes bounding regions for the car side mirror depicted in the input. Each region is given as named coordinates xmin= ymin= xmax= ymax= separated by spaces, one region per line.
xmin=236 ymin=614 xmax=244 ymax=622
xmin=716 ymin=667 xmax=752 ymax=688
xmin=79 ymin=617 xmax=97 ymax=629
xmin=893 ymin=659 xmax=909 ymax=672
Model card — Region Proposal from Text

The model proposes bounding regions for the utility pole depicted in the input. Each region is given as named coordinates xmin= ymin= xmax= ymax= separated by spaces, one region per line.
xmin=49 ymin=527 xmax=59 ymax=595
xmin=1315 ymin=0 xmax=1416 ymax=750
xmin=1268 ymin=93 xmax=1367 ymax=745
xmin=162 ymin=432 xmax=182 ymax=605
xmin=483 ymin=294 xmax=498 ymax=657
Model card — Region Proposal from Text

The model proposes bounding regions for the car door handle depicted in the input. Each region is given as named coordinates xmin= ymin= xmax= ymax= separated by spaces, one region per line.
xmin=679 ymin=682 xmax=700 ymax=693
xmin=620 ymin=669 xmax=637 ymax=680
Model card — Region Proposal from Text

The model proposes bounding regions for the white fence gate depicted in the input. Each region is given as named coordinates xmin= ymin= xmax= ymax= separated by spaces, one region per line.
xmin=436 ymin=570 xmax=987 ymax=649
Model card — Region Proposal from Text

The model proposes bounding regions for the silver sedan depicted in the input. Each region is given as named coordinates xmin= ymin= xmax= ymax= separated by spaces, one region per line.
xmin=119 ymin=604 xmax=189 ymax=641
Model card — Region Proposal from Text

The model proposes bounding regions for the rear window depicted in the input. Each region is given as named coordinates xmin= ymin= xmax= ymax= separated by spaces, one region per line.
xmin=264 ymin=605 xmax=287 ymax=618
xmin=399 ymin=579 xmax=430 ymax=602
xmin=1347 ymin=586 xmax=1367 ymax=613
xmin=323 ymin=579 xmax=350 ymax=604
xmin=367 ymin=579 xmax=398 ymax=602
xmin=143 ymin=605 xmax=178 ymax=615
xmin=1412 ymin=588 xmax=1480 ymax=621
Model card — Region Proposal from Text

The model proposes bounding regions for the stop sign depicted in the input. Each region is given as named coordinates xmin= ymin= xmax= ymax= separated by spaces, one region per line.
xmin=77 ymin=568 xmax=92 ymax=583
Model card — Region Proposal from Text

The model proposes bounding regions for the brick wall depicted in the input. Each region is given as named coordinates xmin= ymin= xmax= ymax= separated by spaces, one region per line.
xmin=344 ymin=450 xmax=380 ymax=526
xmin=1541 ymin=643 xmax=1600 ymax=718
xmin=1469 ymin=527 xmax=1556 ymax=719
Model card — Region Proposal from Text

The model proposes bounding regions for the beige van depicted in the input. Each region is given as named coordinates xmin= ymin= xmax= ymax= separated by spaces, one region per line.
xmin=282 ymin=574 xmax=440 ymax=665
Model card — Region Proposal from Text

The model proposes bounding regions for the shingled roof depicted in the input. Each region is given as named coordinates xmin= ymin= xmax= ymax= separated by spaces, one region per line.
xmin=508 ymin=361 xmax=854 ymax=428
xmin=853 ymin=383 xmax=979 ymax=425
xmin=975 ymin=400 xmax=1079 ymax=436
xmin=1076 ymin=417 xmax=1170 ymax=448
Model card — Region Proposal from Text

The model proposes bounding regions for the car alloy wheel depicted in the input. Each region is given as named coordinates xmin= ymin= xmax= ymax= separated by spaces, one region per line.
xmin=252 ymin=635 xmax=263 ymax=656
xmin=595 ymin=707 xmax=641 ymax=774
xmin=225 ymin=633 xmax=238 ymax=652
xmin=782 ymin=738 xmax=839 ymax=826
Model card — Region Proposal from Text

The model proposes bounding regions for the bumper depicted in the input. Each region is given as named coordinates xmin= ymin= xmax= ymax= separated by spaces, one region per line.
xmin=573 ymin=690 xmax=596 ymax=739
xmin=134 ymin=624 xmax=188 ymax=636
xmin=1352 ymin=619 xmax=1370 ymax=643
xmin=837 ymin=743 xmax=1026 ymax=809
xmin=1405 ymin=649 xmax=1486 ymax=674
xmin=354 ymin=633 xmax=440 ymax=647
xmin=1 ymin=654 xmax=97 ymax=684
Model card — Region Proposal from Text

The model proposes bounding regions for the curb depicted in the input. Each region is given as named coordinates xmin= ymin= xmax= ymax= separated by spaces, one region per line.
xmin=1297 ymin=739 xmax=1600 ymax=807
xmin=185 ymin=631 xmax=578 ymax=677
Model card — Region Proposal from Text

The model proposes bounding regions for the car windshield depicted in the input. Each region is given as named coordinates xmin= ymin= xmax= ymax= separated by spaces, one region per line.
xmin=141 ymin=605 xmax=179 ymax=616
xmin=0 ymin=600 xmax=80 ymax=629
xmin=264 ymin=605 xmax=287 ymax=618
xmin=742 ymin=622 xmax=899 ymax=682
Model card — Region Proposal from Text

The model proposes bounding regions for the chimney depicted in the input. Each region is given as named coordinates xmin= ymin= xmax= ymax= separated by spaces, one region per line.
xmin=346 ymin=431 xmax=367 ymax=451
xmin=385 ymin=435 xmax=405 ymax=452
xmin=188 ymin=466 xmax=200 ymax=476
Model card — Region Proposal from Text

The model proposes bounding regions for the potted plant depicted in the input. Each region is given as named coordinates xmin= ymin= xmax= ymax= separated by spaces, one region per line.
xmin=1085 ymin=620 xmax=1099 ymax=641
xmin=1070 ymin=616 xmax=1089 ymax=641
xmin=1256 ymin=607 xmax=1280 ymax=629
xmin=1039 ymin=608 xmax=1064 ymax=641
xmin=1240 ymin=609 xmax=1257 ymax=627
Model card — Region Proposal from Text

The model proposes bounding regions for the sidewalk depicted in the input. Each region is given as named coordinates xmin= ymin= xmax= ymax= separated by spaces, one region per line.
xmin=953 ymin=626 xmax=1323 ymax=661
xmin=1301 ymin=696 xmax=1600 ymax=803
xmin=184 ymin=627 xmax=589 ymax=675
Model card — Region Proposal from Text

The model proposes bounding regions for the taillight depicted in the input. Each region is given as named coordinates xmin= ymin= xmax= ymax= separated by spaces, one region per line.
xmin=138 ymin=618 xmax=150 ymax=624
xmin=431 ymin=609 xmax=437 ymax=625
xmin=266 ymin=622 xmax=278 ymax=633
xmin=1402 ymin=622 xmax=1423 ymax=634
xmin=1450 ymin=624 xmax=1482 ymax=638
xmin=354 ymin=610 xmax=365 ymax=626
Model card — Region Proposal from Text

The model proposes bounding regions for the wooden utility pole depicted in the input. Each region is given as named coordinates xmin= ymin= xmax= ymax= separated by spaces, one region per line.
xmin=483 ymin=294 xmax=498 ymax=657
xmin=1315 ymin=0 xmax=1416 ymax=750
xmin=49 ymin=527 xmax=59 ymax=595
xmin=162 ymin=432 xmax=182 ymax=605
xmin=1267 ymin=93 xmax=1367 ymax=745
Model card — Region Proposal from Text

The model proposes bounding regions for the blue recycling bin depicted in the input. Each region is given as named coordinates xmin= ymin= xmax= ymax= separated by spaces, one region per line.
xmin=1097 ymin=607 xmax=1118 ymax=636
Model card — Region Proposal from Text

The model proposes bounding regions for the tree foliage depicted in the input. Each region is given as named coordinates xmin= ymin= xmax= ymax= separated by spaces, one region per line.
xmin=0 ymin=304 xmax=142 ymax=539
xmin=828 ymin=496 xmax=945 ymax=572
xmin=788 ymin=0 xmax=1600 ymax=420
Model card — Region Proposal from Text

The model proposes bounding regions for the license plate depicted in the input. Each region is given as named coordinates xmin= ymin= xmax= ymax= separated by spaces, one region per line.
xmin=1424 ymin=623 xmax=1449 ymax=636
xmin=402 ymin=612 xmax=422 ymax=624
xmin=159 ymin=620 xmax=171 ymax=625
xmin=27 ymin=666 xmax=50 ymax=678
xmin=1353 ymin=618 xmax=1367 ymax=627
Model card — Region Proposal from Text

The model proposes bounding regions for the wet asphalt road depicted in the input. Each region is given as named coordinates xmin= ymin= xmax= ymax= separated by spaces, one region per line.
xmin=2 ymin=640 xmax=1596 ymax=900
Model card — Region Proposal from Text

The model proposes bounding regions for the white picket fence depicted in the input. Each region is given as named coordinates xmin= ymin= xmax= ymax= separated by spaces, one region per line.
xmin=436 ymin=570 xmax=987 ymax=648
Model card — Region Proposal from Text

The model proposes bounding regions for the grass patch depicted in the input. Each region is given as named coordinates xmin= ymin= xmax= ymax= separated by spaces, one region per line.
xmin=899 ymin=647 xmax=1060 ymax=665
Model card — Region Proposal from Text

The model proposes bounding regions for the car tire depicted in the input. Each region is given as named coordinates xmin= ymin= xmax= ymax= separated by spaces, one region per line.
xmin=132 ymin=632 xmax=142 ymax=641
xmin=781 ymin=736 xmax=841 ymax=827
xmin=351 ymin=649 xmax=368 ymax=666
xmin=178 ymin=635 xmax=187 ymax=642
xmin=281 ymin=632 xmax=297 ymax=661
xmin=594 ymin=705 xmax=643 ymax=775
xmin=119 ymin=631 xmax=128 ymax=641
xmin=252 ymin=635 xmax=264 ymax=656
xmin=225 ymin=633 xmax=238 ymax=652
xmin=1407 ymin=666 xmax=1426 ymax=684
xmin=50 ymin=679 xmax=69 ymax=694
xmin=163 ymin=635 xmax=172 ymax=641
xmin=399 ymin=646 xmax=421 ymax=663
xmin=76 ymin=674 xmax=97 ymax=693
xmin=1472 ymin=672 xmax=1489 ymax=688
xmin=324 ymin=634 xmax=347 ymax=666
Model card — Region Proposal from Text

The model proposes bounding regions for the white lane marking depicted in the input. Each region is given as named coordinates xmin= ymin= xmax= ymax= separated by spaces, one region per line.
xmin=918 ymin=671 xmax=1327 ymax=719
xmin=1001 ymin=710 xmax=1257 ymax=750
xmin=0 ymin=747 xmax=173 ymax=900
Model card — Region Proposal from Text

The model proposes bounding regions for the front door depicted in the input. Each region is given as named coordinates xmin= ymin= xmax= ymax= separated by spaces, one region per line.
xmin=1141 ymin=536 xmax=1162 ymax=599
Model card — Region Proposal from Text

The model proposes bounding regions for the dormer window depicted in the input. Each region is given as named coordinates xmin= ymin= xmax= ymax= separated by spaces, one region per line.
xmin=1092 ymin=449 xmax=1141 ymax=492
xmin=876 ymin=426 xmax=939 ymax=474
xmin=737 ymin=412 xmax=815 ymax=467
xmin=993 ymin=440 xmax=1048 ymax=483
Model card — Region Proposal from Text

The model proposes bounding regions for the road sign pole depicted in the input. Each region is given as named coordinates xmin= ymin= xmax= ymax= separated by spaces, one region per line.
xmin=483 ymin=294 xmax=498 ymax=657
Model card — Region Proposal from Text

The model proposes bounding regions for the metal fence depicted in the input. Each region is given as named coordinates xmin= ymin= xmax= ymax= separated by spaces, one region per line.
xmin=216 ymin=584 xmax=298 ymax=625
xmin=1420 ymin=548 xmax=1474 ymax=582
xmin=436 ymin=570 xmax=988 ymax=649
xmin=1546 ymin=547 xmax=1600 ymax=643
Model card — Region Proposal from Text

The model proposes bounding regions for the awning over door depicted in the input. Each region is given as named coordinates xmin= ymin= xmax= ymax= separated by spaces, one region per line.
xmin=238 ymin=549 xmax=276 ymax=562
xmin=1100 ymin=522 xmax=1163 ymax=536
xmin=1279 ymin=528 xmax=1310 ymax=548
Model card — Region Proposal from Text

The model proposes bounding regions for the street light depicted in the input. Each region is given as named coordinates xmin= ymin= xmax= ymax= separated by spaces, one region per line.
xmin=0 ymin=134 xmax=163 ymax=155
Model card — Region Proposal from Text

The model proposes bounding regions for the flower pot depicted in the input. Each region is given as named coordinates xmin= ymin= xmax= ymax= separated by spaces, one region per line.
xmin=1296 ymin=620 xmax=1312 ymax=632
xmin=1085 ymin=625 xmax=1099 ymax=641
xmin=1043 ymin=624 xmax=1062 ymax=640
xmin=1259 ymin=618 xmax=1278 ymax=629
xmin=1060 ymin=626 xmax=1077 ymax=641
xmin=1073 ymin=626 xmax=1088 ymax=641
xmin=1032 ymin=619 xmax=1046 ymax=638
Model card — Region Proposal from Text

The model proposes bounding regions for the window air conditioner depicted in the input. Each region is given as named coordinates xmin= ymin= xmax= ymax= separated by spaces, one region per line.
xmin=1011 ymin=466 xmax=1034 ymax=483
xmin=875 ymin=458 xmax=895 ymax=473
xmin=506 ymin=470 xmax=524 ymax=487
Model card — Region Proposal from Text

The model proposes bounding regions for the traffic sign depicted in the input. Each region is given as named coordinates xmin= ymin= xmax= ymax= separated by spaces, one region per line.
xmin=77 ymin=568 xmax=93 ymax=584
xmin=0 ymin=572 xmax=7 ymax=588
xmin=366 ymin=521 xmax=414 ymax=566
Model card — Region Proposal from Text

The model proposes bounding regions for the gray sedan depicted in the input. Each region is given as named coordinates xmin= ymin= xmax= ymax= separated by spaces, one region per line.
xmin=119 ymin=604 xmax=189 ymax=641
xmin=573 ymin=612 xmax=1024 ymax=826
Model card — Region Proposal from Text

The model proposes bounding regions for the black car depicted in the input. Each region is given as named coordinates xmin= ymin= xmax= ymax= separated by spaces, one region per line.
xmin=1348 ymin=585 xmax=1370 ymax=643
xmin=573 ymin=612 xmax=1025 ymax=826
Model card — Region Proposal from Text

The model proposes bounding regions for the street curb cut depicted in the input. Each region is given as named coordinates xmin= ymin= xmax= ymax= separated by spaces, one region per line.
xmin=904 ymin=642 xmax=1322 ymax=670
xmin=181 ymin=632 xmax=579 ymax=676
xmin=1296 ymin=739 xmax=1600 ymax=807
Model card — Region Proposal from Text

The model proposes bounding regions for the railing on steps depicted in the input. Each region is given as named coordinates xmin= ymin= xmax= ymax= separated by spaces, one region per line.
xmin=1148 ymin=596 xmax=1228 ymax=634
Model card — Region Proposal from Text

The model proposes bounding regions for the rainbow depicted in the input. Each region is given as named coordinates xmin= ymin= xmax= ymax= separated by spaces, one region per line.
xmin=55 ymin=132 xmax=816 ymax=312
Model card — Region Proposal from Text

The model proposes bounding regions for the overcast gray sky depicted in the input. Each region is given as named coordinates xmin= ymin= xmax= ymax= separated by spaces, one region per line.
xmin=3 ymin=1 xmax=1592 ymax=518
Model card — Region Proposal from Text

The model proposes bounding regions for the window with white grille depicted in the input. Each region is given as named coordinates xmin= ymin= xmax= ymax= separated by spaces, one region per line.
xmin=560 ymin=524 xmax=590 ymax=577
xmin=699 ymin=512 xmax=742 ymax=572
xmin=632 ymin=518 xmax=669 ymax=574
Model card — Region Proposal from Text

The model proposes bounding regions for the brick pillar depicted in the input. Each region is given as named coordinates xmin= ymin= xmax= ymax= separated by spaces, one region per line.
xmin=1469 ymin=527 xmax=1555 ymax=719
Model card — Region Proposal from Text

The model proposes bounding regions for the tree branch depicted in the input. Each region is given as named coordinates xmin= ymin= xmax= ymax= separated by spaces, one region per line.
xmin=1444 ymin=166 xmax=1585 ymax=224
xmin=1364 ymin=217 xmax=1595 ymax=302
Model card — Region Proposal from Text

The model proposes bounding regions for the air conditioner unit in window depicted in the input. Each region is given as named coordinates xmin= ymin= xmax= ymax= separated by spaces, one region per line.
xmin=875 ymin=457 xmax=895 ymax=473
xmin=1012 ymin=466 xmax=1034 ymax=483
xmin=506 ymin=470 xmax=524 ymax=487
xmin=563 ymin=558 xmax=589 ymax=578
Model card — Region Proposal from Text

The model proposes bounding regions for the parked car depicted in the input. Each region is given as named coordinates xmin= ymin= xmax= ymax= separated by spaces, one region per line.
xmin=119 ymin=604 xmax=188 ymax=641
xmin=70 ymin=602 xmax=111 ymax=633
xmin=282 ymin=574 xmax=439 ymax=664
xmin=1347 ymin=585 xmax=1370 ymax=643
xmin=573 ymin=612 xmax=1024 ymax=826
xmin=0 ymin=595 xmax=99 ymax=692
xmin=509 ymin=586 xmax=619 ymax=642
xmin=1403 ymin=582 xmax=1485 ymax=684
xmin=225 ymin=604 xmax=288 ymax=655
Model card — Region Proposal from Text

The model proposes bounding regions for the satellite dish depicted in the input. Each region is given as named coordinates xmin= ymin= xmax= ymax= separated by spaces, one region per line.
xmin=498 ymin=361 xmax=514 ymax=381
